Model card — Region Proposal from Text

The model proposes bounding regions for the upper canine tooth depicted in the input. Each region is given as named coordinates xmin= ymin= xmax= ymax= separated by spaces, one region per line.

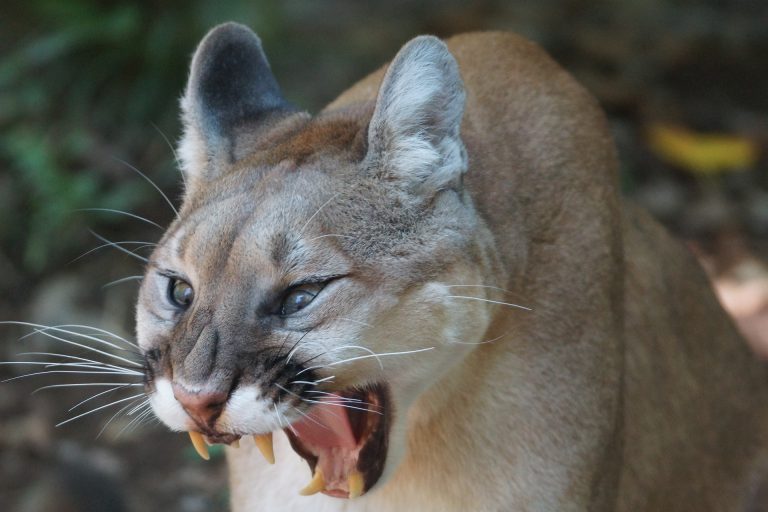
xmin=253 ymin=432 xmax=275 ymax=464
xmin=299 ymin=467 xmax=325 ymax=496
xmin=348 ymin=470 xmax=364 ymax=499
xmin=188 ymin=431 xmax=210 ymax=460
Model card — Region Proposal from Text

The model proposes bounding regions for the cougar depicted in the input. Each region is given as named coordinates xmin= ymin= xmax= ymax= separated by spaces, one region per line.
xmin=135 ymin=22 xmax=768 ymax=511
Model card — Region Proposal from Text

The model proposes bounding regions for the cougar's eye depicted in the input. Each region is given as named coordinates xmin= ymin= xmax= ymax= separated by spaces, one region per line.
xmin=168 ymin=278 xmax=194 ymax=309
xmin=280 ymin=283 xmax=323 ymax=316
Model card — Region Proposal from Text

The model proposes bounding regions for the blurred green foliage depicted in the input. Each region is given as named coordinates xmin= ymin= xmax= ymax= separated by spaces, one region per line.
xmin=0 ymin=0 xmax=294 ymax=275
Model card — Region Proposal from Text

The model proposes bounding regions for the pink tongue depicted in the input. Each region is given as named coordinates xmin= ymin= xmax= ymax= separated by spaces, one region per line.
xmin=292 ymin=398 xmax=357 ymax=449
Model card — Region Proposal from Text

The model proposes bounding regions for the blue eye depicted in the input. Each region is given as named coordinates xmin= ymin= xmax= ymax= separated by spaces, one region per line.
xmin=280 ymin=283 xmax=323 ymax=316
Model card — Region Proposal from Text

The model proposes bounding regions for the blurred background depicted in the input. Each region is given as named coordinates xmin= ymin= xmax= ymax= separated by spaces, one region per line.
xmin=1 ymin=0 xmax=767 ymax=510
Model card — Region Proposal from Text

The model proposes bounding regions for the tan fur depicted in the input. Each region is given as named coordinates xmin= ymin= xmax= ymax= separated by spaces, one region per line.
xmin=139 ymin=28 xmax=768 ymax=511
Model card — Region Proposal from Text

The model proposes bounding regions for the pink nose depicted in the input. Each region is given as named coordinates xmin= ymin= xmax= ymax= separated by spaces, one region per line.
xmin=172 ymin=384 xmax=228 ymax=428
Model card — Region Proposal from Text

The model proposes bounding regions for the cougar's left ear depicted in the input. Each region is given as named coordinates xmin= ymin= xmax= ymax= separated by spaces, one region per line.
xmin=364 ymin=36 xmax=467 ymax=196
xmin=178 ymin=22 xmax=295 ymax=192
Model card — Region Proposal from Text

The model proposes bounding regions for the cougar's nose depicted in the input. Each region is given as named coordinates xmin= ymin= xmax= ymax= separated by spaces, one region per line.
xmin=172 ymin=383 xmax=228 ymax=428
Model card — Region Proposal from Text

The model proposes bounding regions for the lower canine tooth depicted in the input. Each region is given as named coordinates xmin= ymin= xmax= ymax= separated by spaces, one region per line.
xmin=348 ymin=471 xmax=364 ymax=499
xmin=188 ymin=431 xmax=210 ymax=460
xmin=253 ymin=433 xmax=275 ymax=464
xmin=299 ymin=468 xmax=325 ymax=496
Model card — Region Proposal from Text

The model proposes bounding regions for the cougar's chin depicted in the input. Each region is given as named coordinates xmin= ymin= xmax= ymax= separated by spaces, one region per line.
xmin=284 ymin=382 xmax=392 ymax=499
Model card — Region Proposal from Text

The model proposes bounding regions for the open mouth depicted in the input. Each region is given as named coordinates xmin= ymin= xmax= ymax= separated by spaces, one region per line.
xmin=187 ymin=382 xmax=391 ymax=499
xmin=285 ymin=383 xmax=390 ymax=498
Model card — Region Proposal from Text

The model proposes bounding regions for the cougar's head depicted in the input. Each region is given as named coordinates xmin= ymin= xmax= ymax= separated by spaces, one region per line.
xmin=137 ymin=23 xmax=496 ymax=499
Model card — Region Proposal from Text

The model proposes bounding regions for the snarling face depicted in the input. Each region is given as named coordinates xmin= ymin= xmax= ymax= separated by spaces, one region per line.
xmin=136 ymin=23 xmax=494 ymax=499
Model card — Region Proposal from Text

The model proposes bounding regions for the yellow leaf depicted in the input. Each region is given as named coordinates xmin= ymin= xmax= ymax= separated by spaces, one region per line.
xmin=647 ymin=124 xmax=759 ymax=175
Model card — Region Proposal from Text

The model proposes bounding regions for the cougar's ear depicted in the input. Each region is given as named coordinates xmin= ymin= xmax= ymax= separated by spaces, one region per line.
xmin=364 ymin=36 xmax=467 ymax=196
xmin=178 ymin=22 xmax=293 ymax=192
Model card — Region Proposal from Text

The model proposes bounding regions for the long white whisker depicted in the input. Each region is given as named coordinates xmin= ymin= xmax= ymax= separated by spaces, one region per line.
xmin=4 ymin=322 xmax=143 ymax=366
xmin=16 ymin=325 xmax=137 ymax=354
xmin=451 ymin=332 xmax=509 ymax=346
xmin=329 ymin=345 xmax=383 ymax=370
xmin=307 ymin=234 xmax=357 ymax=242
xmin=295 ymin=347 xmax=435 ymax=376
xmin=0 ymin=362 xmax=141 ymax=376
xmin=446 ymin=295 xmax=532 ymax=311
xmin=97 ymin=398 xmax=148 ymax=438
xmin=69 ymin=384 xmax=137 ymax=412
xmin=89 ymin=231 xmax=149 ymax=263
xmin=42 ymin=362 xmax=139 ymax=373
xmin=300 ymin=397 xmax=382 ymax=415
xmin=76 ymin=208 xmax=164 ymax=230
xmin=71 ymin=240 xmax=156 ymax=264
xmin=151 ymin=122 xmax=186 ymax=188
xmin=288 ymin=376 xmax=335 ymax=387
xmin=56 ymin=393 xmax=146 ymax=427
xmin=335 ymin=317 xmax=373 ymax=328
xmin=103 ymin=275 xmax=144 ymax=289
xmin=119 ymin=405 xmax=154 ymax=437
xmin=17 ymin=351 xmax=137 ymax=373
xmin=113 ymin=157 xmax=179 ymax=219
xmin=43 ymin=323 xmax=138 ymax=349
xmin=33 ymin=382 xmax=143 ymax=394
xmin=299 ymin=192 xmax=341 ymax=235
xmin=2 ymin=370 xmax=141 ymax=384
xmin=291 ymin=406 xmax=333 ymax=432
xmin=304 ymin=390 xmax=365 ymax=403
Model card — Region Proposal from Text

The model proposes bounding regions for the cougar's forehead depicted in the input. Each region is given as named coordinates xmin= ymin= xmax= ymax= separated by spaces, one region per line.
xmin=157 ymin=173 xmax=348 ymax=283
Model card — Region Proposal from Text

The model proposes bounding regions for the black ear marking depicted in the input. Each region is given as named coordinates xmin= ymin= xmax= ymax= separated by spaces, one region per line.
xmin=182 ymin=22 xmax=294 ymax=159
xmin=190 ymin=23 xmax=290 ymax=137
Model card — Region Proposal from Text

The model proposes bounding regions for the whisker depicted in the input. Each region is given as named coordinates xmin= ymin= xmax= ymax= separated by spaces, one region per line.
xmin=304 ymin=390 xmax=381 ymax=410
xmin=291 ymin=406 xmax=332 ymax=432
xmin=97 ymin=398 xmax=148 ymax=439
xmin=0 ymin=361 xmax=141 ymax=375
xmin=4 ymin=322 xmax=143 ymax=364
xmin=56 ymin=393 xmax=146 ymax=427
xmin=103 ymin=275 xmax=144 ymax=289
xmin=76 ymin=208 xmax=164 ymax=230
xmin=446 ymin=295 xmax=532 ymax=311
xmin=41 ymin=323 xmax=139 ymax=349
xmin=89 ymin=231 xmax=149 ymax=263
xmin=151 ymin=122 xmax=186 ymax=188
xmin=307 ymin=234 xmax=357 ymax=242
xmin=70 ymin=240 xmax=156 ymax=264
xmin=2 ymin=370 xmax=141 ymax=384
xmin=299 ymin=192 xmax=341 ymax=236
xmin=69 ymin=383 xmax=138 ymax=412
xmin=335 ymin=317 xmax=373 ymax=328
xmin=451 ymin=332 xmax=509 ymax=345
xmin=294 ymin=347 xmax=435 ymax=377
xmin=304 ymin=390 xmax=366 ymax=403
xmin=273 ymin=403 xmax=285 ymax=429
xmin=118 ymin=405 xmax=155 ymax=437
xmin=329 ymin=345 xmax=384 ymax=370
xmin=284 ymin=328 xmax=315 ymax=364
xmin=17 ymin=351 xmax=138 ymax=373
xmin=33 ymin=382 xmax=143 ymax=394
xmin=113 ymin=157 xmax=179 ymax=219
xmin=300 ymin=397 xmax=382 ymax=416
xmin=288 ymin=376 xmax=335 ymax=387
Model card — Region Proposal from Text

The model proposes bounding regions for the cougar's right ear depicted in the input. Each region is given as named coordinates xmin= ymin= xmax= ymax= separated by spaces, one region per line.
xmin=178 ymin=22 xmax=294 ymax=194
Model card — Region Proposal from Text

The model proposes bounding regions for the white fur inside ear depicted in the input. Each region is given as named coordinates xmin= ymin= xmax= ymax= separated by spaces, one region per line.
xmin=367 ymin=36 xmax=467 ymax=194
